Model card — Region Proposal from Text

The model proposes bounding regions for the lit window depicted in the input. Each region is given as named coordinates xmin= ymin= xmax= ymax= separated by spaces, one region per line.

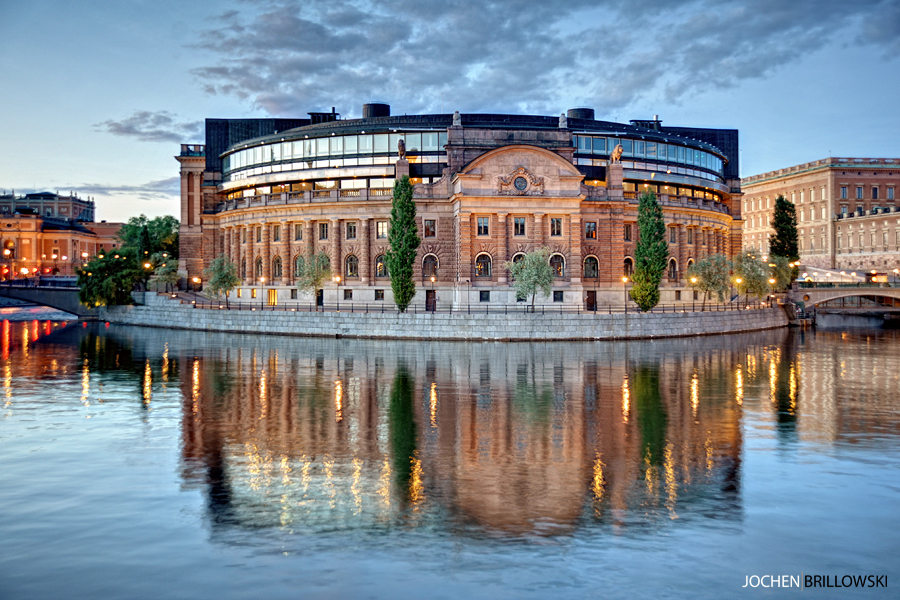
xmin=475 ymin=254 xmax=492 ymax=277
xmin=550 ymin=218 xmax=562 ymax=236
xmin=345 ymin=255 xmax=359 ymax=277
xmin=584 ymin=222 xmax=596 ymax=239
xmin=375 ymin=289 xmax=384 ymax=301
xmin=376 ymin=221 xmax=388 ymax=239
xmin=272 ymin=225 xmax=281 ymax=242
xmin=424 ymin=219 xmax=436 ymax=237
xmin=549 ymin=254 xmax=565 ymax=277
xmin=375 ymin=255 xmax=388 ymax=277
xmin=477 ymin=217 xmax=489 ymax=236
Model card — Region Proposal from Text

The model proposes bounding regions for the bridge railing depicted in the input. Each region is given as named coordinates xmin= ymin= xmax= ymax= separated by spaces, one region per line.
xmin=797 ymin=282 xmax=898 ymax=289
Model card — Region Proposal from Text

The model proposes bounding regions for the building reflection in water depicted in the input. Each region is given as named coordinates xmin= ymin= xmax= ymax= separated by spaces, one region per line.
xmin=14 ymin=322 xmax=900 ymax=538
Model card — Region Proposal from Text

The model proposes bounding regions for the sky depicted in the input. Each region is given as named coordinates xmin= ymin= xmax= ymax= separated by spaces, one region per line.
xmin=0 ymin=0 xmax=898 ymax=223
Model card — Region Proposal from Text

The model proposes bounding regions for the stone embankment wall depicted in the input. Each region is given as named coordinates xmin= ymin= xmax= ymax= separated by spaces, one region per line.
xmin=98 ymin=293 xmax=788 ymax=341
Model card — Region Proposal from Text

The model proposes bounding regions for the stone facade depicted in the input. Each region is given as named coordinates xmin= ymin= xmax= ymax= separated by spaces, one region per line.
xmin=178 ymin=110 xmax=742 ymax=309
xmin=742 ymin=157 xmax=900 ymax=273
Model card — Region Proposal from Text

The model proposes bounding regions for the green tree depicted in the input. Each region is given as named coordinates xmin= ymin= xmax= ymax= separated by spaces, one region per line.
xmin=770 ymin=194 xmax=799 ymax=282
xmin=203 ymin=254 xmax=240 ymax=307
xmin=386 ymin=176 xmax=420 ymax=312
xmin=686 ymin=253 xmax=732 ymax=310
xmin=769 ymin=255 xmax=792 ymax=292
xmin=503 ymin=247 xmax=554 ymax=309
xmin=76 ymin=247 xmax=142 ymax=307
xmin=733 ymin=250 xmax=769 ymax=300
xmin=118 ymin=215 xmax=180 ymax=258
xmin=153 ymin=258 xmax=180 ymax=293
xmin=630 ymin=191 xmax=669 ymax=311
xmin=295 ymin=251 xmax=331 ymax=309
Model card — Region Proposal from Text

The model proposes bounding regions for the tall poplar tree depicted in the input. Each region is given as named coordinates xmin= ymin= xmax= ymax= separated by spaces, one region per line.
xmin=386 ymin=176 xmax=420 ymax=312
xmin=770 ymin=194 xmax=799 ymax=277
xmin=630 ymin=190 xmax=669 ymax=312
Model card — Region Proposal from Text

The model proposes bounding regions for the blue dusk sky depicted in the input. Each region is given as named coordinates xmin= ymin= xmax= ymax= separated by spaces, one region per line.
xmin=1 ymin=0 xmax=898 ymax=223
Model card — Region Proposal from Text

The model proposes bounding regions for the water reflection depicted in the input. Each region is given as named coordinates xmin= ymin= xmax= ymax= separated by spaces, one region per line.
xmin=18 ymin=323 xmax=900 ymax=541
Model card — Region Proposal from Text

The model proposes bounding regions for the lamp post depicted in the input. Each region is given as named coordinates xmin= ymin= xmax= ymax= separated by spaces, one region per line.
xmin=735 ymin=277 xmax=742 ymax=308
xmin=259 ymin=276 xmax=265 ymax=309
xmin=690 ymin=276 xmax=698 ymax=311
xmin=61 ymin=255 xmax=68 ymax=277
xmin=768 ymin=278 xmax=776 ymax=307
xmin=192 ymin=276 xmax=201 ymax=294
xmin=622 ymin=276 xmax=628 ymax=312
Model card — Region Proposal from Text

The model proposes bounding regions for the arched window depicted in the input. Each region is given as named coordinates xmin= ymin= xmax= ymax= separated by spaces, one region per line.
xmin=512 ymin=253 xmax=525 ymax=264
xmin=375 ymin=255 xmax=389 ymax=278
xmin=549 ymin=254 xmax=565 ymax=278
xmin=423 ymin=254 xmax=438 ymax=278
xmin=272 ymin=256 xmax=282 ymax=278
xmin=668 ymin=258 xmax=678 ymax=280
xmin=584 ymin=256 xmax=599 ymax=279
xmin=687 ymin=259 xmax=694 ymax=270
xmin=345 ymin=255 xmax=359 ymax=277
xmin=255 ymin=257 xmax=263 ymax=278
xmin=475 ymin=253 xmax=492 ymax=277
xmin=623 ymin=257 xmax=634 ymax=276
xmin=241 ymin=258 xmax=246 ymax=278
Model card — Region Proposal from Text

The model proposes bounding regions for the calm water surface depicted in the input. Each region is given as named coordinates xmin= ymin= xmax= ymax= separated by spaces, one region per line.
xmin=1 ymin=320 xmax=899 ymax=599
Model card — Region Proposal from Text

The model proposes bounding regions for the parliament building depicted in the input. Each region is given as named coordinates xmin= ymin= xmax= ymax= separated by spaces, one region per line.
xmin=177 ymin=105 xmax=742 ymax=309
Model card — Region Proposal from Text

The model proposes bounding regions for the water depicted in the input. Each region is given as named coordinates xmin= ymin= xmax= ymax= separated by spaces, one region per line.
xmin=1 ymin=320 xmax=899 ymax=599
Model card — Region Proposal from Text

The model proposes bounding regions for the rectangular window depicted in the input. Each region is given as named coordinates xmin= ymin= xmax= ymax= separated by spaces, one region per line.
xmin=856 ymin=186 xmax=863 ymax=200
xmin=319 ymin=222 xmax=328 ymax=240
xmin=256 ymin=227 xmax=262 ymax=242
xmin=290 ymin=289 xmax=297 ymax=299
xmin=272 ymin=225 xmax=281 ymax=242
xmin=514 ymin=217 xmax=526 ymax=236
xmin=424 ymin=219 xmax=436 ymax=237
xmin=294 ymin=224 xmax=302 ymax=241
xmin=889 ymin=187 xmax=895 ymax=200
xmin=841 ymin=186 xmax=848 ymax=199
xmin=841 ymin=205 xmax=848 ymax=214
xmin=477 ymin=217 xmax=490 ymax=236
xmin=821 ymin=206 xmax=827 ymax=220
xmin=553 ymin=290 xmax=563 ymax=302
xmin=550 ymin=218 xmax=562 ymax=237
xmin=623 ymin=224 xmax=632 ymax=242
xmin=376 ymin=221 xmax=388 ymax=239
xmin=669 ymin=227 xmax=676 ymax=243
xmin=584 ymin=221 xmax=597 ymax=239
xmin=675 ymin=290 xmax=681 ymax=301
xmin=346 ymin=222 xmax=357 ymax=240
xmin=343 ymin=289 xmax=353 ymax=300
xmin=251 ymin=289 xmax=257 ymax=299
xmin=479 ymin=290 xmax=490 ymax=302
xmin=375 ymin=289 xmax=384 ymax=301
xmin=872 ymin=187 xmax=879 ymax=200
xmin=687 ymin=228 xmax=694 ymax=244
xmin=883 ymin=232 xmax=888 ymax=247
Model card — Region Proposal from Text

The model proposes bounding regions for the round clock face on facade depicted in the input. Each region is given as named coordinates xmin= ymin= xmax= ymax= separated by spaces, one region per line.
xmin=514 ymin=176 xmax=528 ymax=191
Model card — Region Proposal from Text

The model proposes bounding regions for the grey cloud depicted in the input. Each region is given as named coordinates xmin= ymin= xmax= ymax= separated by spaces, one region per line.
xmin=95 ymin=111 xmax=203 ymax=143
xmin=71 ymin=177 xmax=181 ymax=202
xmin=191 ymin=0 xmax=894 ymax=118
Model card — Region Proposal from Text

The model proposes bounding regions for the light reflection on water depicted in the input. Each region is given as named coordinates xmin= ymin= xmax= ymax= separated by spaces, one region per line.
xmin=1 ymin=321 xmax=899 ymax=598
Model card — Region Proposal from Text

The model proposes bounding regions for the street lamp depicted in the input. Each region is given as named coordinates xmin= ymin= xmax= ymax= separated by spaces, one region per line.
xmin=735 ymin=277 xmax=743 ymax=307
xmin=259 ymin=276 xmax=265 ymax=309
xmin=690 ymin=277 xmax=698 ymax=311
xmin=192 ymin=276 xmax=201 ymax=294
xmin=622 ymin=276 xmax=629 ymax=312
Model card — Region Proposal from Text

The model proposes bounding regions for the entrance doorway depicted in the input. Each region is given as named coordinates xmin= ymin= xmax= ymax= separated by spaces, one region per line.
xmin=267 ymin=289 xmax=277 ymax=306
xmin=316 ymin=289 xmax=324 ymax=307
xmin=586 ymin=291 xmax=597 ymax=311
xmin=426 ymin=290 xmax=436 ymax=312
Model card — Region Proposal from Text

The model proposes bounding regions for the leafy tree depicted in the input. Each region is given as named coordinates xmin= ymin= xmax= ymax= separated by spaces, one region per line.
xmin=203 ymin=254 xmax=240 ymax=306
xmin=503 ymin=247 xmax=554 ymax=309
xmin=769 ymin=255 xmax=793 ymax=292
xmin=630 ymin=191 xmax=669 ymax=311
xmin=386 ymin=176 xmax=420 ymax=312
xmin=76 ymin=247 xmax=142 ymax=307
xmin=295 ymin=251 xmax=331 ymax=309
xmin=153 ymin=258 xmax=180 ymax=293
xmin=137 ymin=226 xmax=152 ymax=260
xmin=118 ymin=215 xmax=180 ymax=258
xmin=732 ymin=250 xmax=769 ymax=300
xmin=686 ymin=253 xmax=732 ymax=310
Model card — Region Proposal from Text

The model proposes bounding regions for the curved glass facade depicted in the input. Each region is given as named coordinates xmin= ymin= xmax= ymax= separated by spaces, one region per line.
xmin=573 ymin=134 xmax=725 ymax=182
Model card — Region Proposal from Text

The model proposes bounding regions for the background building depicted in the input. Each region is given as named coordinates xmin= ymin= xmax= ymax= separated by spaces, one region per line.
xmin=0 ymin=191 xmax=121 ymax=279
xmin=741 ymin=158 xmax=900 ymax=272
xmin=178 ymin=106 xmax=743 ymax=308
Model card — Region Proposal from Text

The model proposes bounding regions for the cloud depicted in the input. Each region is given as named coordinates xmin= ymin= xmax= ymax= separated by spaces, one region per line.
xmin=95 ymin=111 xmax=203 ymax=143
xmin=71 ymin=177 xmax=181 ymax=202
xmin=189 ymin=0 xmax=894 ymax=118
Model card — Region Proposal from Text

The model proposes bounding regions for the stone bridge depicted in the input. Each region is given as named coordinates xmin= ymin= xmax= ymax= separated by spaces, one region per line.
xmin=0 ymin=284 xmax=98 ymax=318
xmin=787 ymin=284 xmax=900 ymax=308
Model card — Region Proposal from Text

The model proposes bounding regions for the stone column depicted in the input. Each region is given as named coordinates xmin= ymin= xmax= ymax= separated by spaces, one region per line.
xmin=534 ymin=213 xmax=545 ymax=246
xmin=569 ymin=214 xmax=582 ymax=282
xmin=261 ymin=223 xmax=271 ymax=282
xmin=244 ymin=226 xmax=253 ymax=284
xmin=497 ymin=213 xmax=508 ymax=283
xmin=458 ymin=213 xmax=473 ymax=282
xmin=281 ymin=220 xmax=290 ymax=284
xmin=330 ymin=218 xmax=341 ymax=279
xmin=360 ymin=218 xmax=371 ymax=284
xmin=305 ymin=221 xmax=314 ymax=257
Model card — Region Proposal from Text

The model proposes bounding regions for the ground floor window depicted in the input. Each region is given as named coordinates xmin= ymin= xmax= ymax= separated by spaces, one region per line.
xmin=479 ymin=291 xmax=490 ymax=302
xmin=291 ymin=289 xmax=297 ymax=299
xmin=343 ymin=289 xmax=352 ymax=300
xmin=375 ymin=289 xmax=384 ymax=300
xmin=553 ymin=291 xmax=563 ymax=302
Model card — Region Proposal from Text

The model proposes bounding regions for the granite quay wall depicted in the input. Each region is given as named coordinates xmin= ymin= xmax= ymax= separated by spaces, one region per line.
xmin=98 ymin=293 xmax=788 ymax=341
